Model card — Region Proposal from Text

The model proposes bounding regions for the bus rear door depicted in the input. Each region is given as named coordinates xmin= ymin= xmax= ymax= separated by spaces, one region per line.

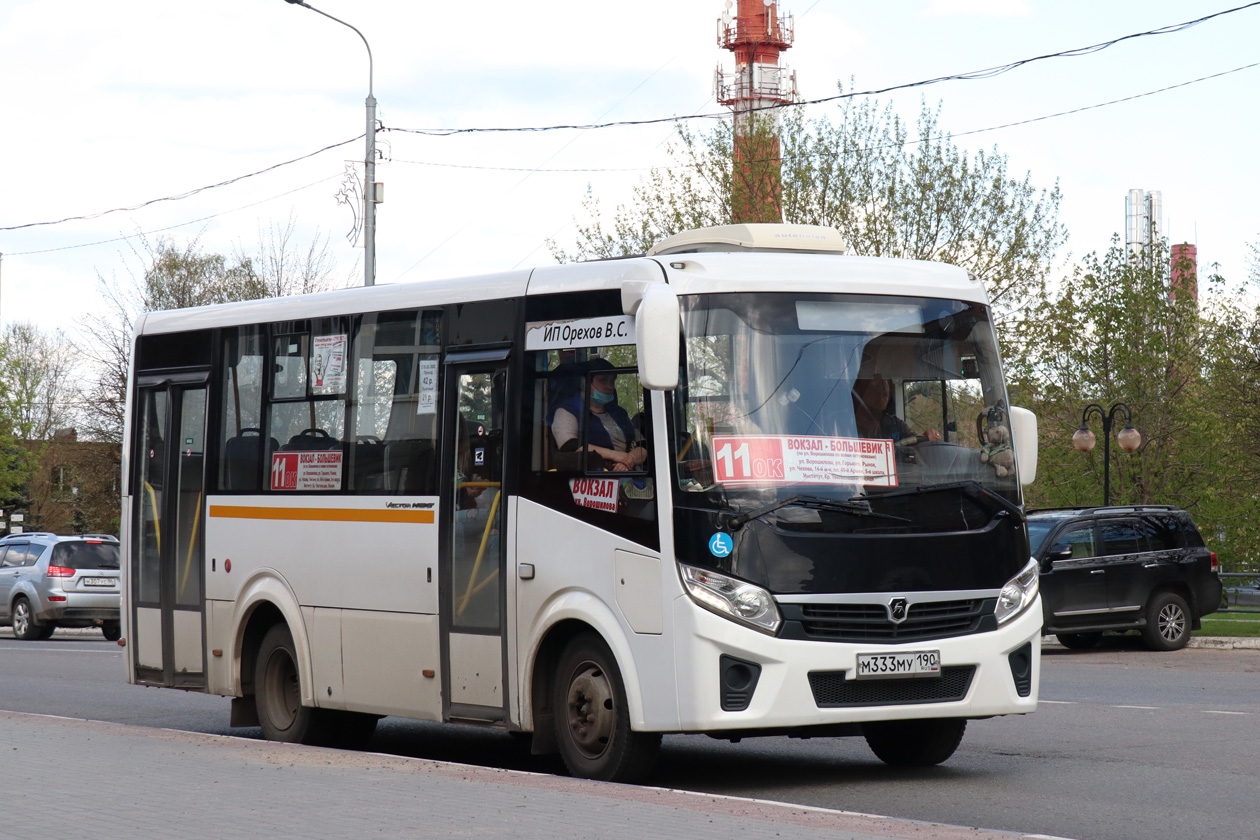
xmin=131 ymin=375 xmax=208 ymax=689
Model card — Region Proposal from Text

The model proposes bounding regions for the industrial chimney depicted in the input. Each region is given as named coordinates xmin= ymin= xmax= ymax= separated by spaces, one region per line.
xmin=716 ymin=0 xmax=797 ymax=224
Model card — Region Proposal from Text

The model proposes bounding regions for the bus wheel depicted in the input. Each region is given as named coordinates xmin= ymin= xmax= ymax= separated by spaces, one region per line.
xmin=256 ymin=623 xmax=330 ymax=745
xmin=552 ymin=633 xmax=660 ymax=783
xmin=863 ymin=718 xmax=967 ymax=767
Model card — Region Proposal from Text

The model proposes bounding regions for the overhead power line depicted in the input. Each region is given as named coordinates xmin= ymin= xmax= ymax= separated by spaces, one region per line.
xmin=389 ymin=61 xmax=1260 ymax=175
xmin=0 ymin=137 xmax=362 ymax=233
xmin=391 ymin=1 xmax=1260 ymax=136
xmin=3 ymin=2 xmax=1257 ymax=237
xmin=4 ymin=174 xmax=343 ymax=257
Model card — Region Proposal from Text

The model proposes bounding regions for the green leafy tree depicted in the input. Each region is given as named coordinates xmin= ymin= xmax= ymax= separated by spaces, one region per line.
xmin=551 ymin=91 xmax=1067 ymax=326
xmin=0 ymin=323 xmax=78 ymax=509
xmin=1009 ymin=238 xmax=1256 ymax=569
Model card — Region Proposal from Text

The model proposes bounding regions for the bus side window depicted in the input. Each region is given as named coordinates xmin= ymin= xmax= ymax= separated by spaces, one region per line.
xmin=217 ymin=326 xmax=268 ymax=493
xmin=350 ymin=309 xmax=442 ymax=496
xmin=265 ymin=320 xmax=350 ymax=492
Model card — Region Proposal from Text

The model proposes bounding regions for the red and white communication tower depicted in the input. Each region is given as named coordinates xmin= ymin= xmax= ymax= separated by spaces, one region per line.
xmin=716 ymin=0 xmax=797 ymax=223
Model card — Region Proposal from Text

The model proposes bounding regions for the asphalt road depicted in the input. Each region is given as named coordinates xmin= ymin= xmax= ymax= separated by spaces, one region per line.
xmin=2 ymin=629 xmax=1257 ymax=840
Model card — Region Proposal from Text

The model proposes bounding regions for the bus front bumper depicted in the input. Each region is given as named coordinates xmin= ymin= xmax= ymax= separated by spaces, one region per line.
xmin=667 ymin=594 xmax=1042 ymax=733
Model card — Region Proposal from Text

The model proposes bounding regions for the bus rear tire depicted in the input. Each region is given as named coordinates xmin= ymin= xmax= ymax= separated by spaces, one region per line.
xmin=552 ymin=633 xmax=660 ymax=783
xmin=863 ymin=718 xmax=966 ymax=767
xmin=256 ymin=623 xmax=331 ymax=746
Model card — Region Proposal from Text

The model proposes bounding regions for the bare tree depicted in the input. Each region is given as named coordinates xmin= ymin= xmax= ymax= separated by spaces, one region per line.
xmin=235 ymin=211 xmax=349 ymax=297
xmin=78 ymin=232 xmax=263 ymax=443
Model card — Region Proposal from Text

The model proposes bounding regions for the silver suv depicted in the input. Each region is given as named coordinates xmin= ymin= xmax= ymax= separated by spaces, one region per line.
xmin=0 ymin=534 xmax=121 ymax=641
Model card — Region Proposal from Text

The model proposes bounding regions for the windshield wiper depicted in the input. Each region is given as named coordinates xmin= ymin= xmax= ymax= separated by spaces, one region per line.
xmin=851 ymin=480 xmax=1025 ymax=523
xmin=724 ymin=495 xmax=910 ymax=531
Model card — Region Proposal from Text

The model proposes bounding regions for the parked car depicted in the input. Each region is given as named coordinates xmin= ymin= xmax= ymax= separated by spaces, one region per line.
xmin=0 ymin=534 xmax=121 ymax=641
xmin=1222 ymin=579 xmax=1260 ymax=609
xmin=1028 ymin=505 xmax=1221 ymax=651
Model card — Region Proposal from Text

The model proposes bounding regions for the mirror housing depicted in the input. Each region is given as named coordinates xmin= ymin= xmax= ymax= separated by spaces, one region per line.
xmin=631 ymin=283 xmax=680 ymax=390
xmin=1009 ymin=406 xmax=1038 ymax=486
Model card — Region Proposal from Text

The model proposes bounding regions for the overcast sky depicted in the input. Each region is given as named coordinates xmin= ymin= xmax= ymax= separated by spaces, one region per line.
xmin=2 ymin=0 xmax=1257 ymax=335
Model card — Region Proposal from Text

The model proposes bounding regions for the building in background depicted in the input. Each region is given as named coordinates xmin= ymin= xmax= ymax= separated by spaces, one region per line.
xmin=1125 ymin=188 xmax=1163 ymax=267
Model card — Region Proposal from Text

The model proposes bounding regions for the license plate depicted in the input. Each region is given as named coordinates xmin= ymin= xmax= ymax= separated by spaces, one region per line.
xmin=82 ymin=578 xmax=114 ymax=587
xmin=855 ymin=650 xmax=941 ymax=679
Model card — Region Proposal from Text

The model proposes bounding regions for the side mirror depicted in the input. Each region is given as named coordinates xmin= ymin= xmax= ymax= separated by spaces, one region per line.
xmin=1009 ymin=406 xmax=1038 ymax=486
xmin=631 ymin=283 xmax=680 ymax=391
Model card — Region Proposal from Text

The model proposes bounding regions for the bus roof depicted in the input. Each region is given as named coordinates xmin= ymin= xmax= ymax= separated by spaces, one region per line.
xmin=137 ymin=249 xmax=985 ymax=336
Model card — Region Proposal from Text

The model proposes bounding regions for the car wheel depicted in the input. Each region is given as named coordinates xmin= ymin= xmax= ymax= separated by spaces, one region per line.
xmin=1141 ymin=592 xmax=1192 ymax=651
xmin=863 ymin=718 xmax=967 ymax=767
xmin=255 ymin=623 xmax=332 ymax=745
xmin=1056 ymin=632 xmax=1103 ymax=650
xmin=101 ymin=622 xmax=122 ymax=642
xmin=552 ymin=633 xmax=660 ymax=783
xmin=11 ymin=597 xmax=52 ymax=641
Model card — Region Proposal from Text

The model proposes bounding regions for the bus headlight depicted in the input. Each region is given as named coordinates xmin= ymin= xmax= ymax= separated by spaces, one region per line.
xmin=681 ymin=564 xmax=781 ymax=634
xmin=995 ymin=558 xmax=1039 ymax=625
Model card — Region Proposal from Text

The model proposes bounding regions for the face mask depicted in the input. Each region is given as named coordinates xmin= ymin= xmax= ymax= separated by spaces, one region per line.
xmin=591 ymin=388 xmax=616 ymax=406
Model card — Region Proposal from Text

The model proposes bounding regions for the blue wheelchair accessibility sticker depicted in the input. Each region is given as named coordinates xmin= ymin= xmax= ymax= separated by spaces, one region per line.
xmin=709 ymin=532 xmax=734 ymax=558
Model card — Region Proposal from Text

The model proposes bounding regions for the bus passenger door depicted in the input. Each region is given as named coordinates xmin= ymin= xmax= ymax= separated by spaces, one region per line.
xmin=132 ymin=381 xmax=208 ymax=689
xmin=440 ymin=357 xmax=509 ymax=722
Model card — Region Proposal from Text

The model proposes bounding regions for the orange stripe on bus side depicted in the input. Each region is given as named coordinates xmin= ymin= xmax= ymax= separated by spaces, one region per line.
xmin=208 ymin=505 xmax=434 ymax=524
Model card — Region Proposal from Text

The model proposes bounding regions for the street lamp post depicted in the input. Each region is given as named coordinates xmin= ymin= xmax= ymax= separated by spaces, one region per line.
xmin=1072 ymin=402 xmax=1142 ymax=506
xmin=285 ymin=0 xmax=377 ymax=287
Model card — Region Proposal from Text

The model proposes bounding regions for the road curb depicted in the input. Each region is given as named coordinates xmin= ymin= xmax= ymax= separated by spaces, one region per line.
xmin=1042 ymin=635 xmax=1260 ymax=650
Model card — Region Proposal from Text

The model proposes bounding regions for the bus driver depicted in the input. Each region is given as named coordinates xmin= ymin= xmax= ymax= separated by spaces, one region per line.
xmin=851 ymin=376 xmax=942 ymax=444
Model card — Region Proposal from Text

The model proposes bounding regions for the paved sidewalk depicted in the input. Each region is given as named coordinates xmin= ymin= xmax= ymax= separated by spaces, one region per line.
xmin=0 ymin=711 xmax=1071 ymax=840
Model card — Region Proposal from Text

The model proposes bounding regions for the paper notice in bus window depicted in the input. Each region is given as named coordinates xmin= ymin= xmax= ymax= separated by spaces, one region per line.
xmin=312 ymin=334 xmax=347 ymax=393
xmin=417 ymin=357 xmax=438 ymax=415
xmin=710 ymin=435 xmax=897 ymax=487
xmin=271 ymin=451 xmax=344 ymax=491
xmin=569 ymin=477 xmax=620 ymax=512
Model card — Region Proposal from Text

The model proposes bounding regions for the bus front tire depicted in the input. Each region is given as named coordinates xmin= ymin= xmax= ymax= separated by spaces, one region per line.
xmin=255 ymin=623 xmax=331 ymax=745
xmin=552 ymin=633 xmax=660 ymax=783
xmin=863 ymin=718 xmax=967 ymax=767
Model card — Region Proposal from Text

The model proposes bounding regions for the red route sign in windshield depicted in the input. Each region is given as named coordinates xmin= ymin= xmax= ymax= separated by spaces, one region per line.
xmin=710 ymin=435 xmax=898 ymax=487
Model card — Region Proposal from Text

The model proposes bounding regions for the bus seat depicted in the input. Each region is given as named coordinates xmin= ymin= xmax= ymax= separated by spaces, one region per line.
xmin=386 ymin=439 xmax=437 ymax=495
xmin=223 ymin=428 xmax=276 ymax=492
xmin=353 ymin=437 xmax=388 ymax=492
xmin=281 ymin=428 xmax=341 ymax=451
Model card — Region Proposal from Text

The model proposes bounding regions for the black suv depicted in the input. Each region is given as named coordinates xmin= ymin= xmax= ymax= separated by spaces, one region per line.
xmin=1028 ymin=505 xmax=1221 ymax=651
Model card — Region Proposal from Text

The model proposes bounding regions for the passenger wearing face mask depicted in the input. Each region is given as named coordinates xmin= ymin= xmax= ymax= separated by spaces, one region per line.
xmin=550 ymin=358 xmax=648 ymax=472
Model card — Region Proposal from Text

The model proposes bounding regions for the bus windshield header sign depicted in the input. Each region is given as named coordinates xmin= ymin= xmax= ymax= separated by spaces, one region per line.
xmin=525 ymin=315 xmax=635 ymax=351
xmin=711 ymin=435 xmax=898 ymax=487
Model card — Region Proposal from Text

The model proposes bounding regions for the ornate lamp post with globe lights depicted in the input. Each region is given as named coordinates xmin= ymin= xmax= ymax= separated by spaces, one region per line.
xmin=1072 ymin=402 xmax=1142 ymax=506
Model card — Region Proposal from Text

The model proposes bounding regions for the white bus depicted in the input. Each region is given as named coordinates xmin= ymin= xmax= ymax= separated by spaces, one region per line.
xmin=122 ymin=223 xmax=1042 ymax=782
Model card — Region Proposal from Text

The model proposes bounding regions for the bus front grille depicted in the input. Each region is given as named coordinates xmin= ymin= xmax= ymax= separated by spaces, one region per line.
xmin=807 ymin=666 xmax=976 ymax=707
xmin=789 ymin=599 xmax=993 ymax=643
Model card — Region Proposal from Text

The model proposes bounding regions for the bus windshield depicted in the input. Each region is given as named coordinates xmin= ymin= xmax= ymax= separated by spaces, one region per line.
xmin=672 ymin=292 xmax=1021 ymax=538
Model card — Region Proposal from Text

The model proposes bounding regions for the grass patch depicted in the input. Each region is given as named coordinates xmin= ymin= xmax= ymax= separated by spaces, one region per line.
xmin=1195 ymin=615 xmax=1260 ymax=637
